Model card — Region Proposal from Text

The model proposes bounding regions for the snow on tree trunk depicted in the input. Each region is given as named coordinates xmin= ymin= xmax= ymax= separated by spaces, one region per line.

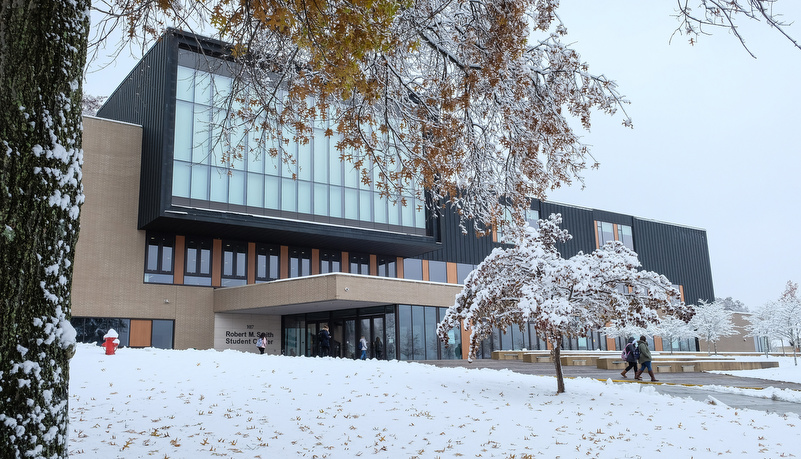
xmin=0 ymin=1 xmax=88 ymax=457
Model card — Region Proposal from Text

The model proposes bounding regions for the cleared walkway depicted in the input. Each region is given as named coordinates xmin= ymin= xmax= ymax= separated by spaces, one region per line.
xmin=418 ymin=359 xmax=801 ymax=417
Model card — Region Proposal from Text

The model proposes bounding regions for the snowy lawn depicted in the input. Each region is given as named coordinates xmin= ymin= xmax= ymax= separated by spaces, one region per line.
xmin=710 ymin=355 xmax=801 ymax=384
xmin=69 ymin=344 xmax=801 ymax=458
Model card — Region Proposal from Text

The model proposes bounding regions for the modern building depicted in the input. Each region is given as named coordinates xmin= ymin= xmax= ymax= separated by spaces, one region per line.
xmin=71 ymin=30 xmax=716 ymax=359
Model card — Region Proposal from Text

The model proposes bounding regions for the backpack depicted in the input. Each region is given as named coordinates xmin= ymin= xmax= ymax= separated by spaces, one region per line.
xmin=620 ymin=347 xmax=628 ymax=361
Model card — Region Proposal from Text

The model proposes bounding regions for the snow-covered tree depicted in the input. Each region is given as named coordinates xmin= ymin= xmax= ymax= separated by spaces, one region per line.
xmin=717 ymin=296 xmax=748 ymax=312
xmin=746 ymin=302 xmax=778 ymax=357
xmin=748 ymin=281 xmax=801 ymax=365
xmin=0 ymin=0 xmax=88 ymax=456
xmin=689 ymin=299 xmax=737 ymax=355
xmin=437 ymin=214 xmax=693 ymax=393
xmin=655 ymin=315 xmax=699 ymax=354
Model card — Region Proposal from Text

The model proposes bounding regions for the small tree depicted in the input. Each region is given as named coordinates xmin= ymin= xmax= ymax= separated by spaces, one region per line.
xmin=751 ymin=281 xmax=801 ymax=365
xmin=437 ymin=214 xmax=693 ymax=394
xmin=746 ymin=302 xmax=777 ymax=358
xmin=689 ymin=300 xmax=737 ymax=355
xmin=655 ymin=315 xmax=699 ymax=354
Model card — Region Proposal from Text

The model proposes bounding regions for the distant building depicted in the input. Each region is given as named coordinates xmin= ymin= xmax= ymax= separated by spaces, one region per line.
xmin=72 ymin=30 xmax=716 ymax=358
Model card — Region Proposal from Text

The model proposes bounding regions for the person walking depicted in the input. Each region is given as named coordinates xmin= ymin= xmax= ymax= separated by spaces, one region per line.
xmin=359 ymin=336 xmax=368 ymax=360
xmin=634 ymin=335 xmax=659 ymax=382
xmin=319 ymin=325 xmax=331 ymax=357
xmin=256 ymin=333 xmax=266 ymax=355
xmin=619 ymin=337 xmax=638 ymax=378
xmin=374 ymin=336 xmax=383 ymax=360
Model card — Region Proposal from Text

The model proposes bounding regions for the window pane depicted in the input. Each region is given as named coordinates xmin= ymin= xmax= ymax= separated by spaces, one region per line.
xmin=313 ymin=183 xmax=328 ymax=216
xmin=190 ymin=165 xmax=209 ymax=200
xmin=246 ymin=173 xmax=263 ymax=207
xmin=172 ymin=161 xmax=191 ymax=198
xmin=176 ymin=66 xmax=194 ymax=102
xmin=329 ymin=145 xmax=342 ymax=186
xmin=398 ymin=305 xmax=412 ymax=360
xmin=200 ymin=248 xmax=211 ymax=274
xmin=401 ymin=197 xmax=414 ymax=227
xmin=425 ymin=307 xmax=438 ymax=359
xmin=265 ymin=175 xmax=279 ymax=209
xmin=229 ymin=169 xmax=245 ymax=205
xmin=360 ymin=190 xmax=371 ymax=222
xmin=412 ymin=306 xmax=425 ymax=360
xmin=161 ymin=246 xmax=173 ymax=272
xmin=210 ymin=167 xmax=228 ymax=203
xmin=344 ymin=188 xmax=358 ymax=220
xmin=297 ymin=181 xmax=311 ymax=214
xmin=298 ymin=141 xmax=311 ymax=181
xmin=282 ymin=178 xmax=296 ymax=212
xmin=151 ymin=320 xmax=174 ymax=349
xmin=174 ymin=101 xmax=193 ymax=161
xmin=313 ymin=130 xmax=328 ymax=183
xmin=186 ymin=248 xmax=198 ymax=274
xmin=192 ymin=106 xmax=210 ymax=164
xmin=330 ymin=186 xmax=342 ymax=218
xmin=374 ymin=193 xmax=387 ymax=224
xmin=146 ymin=245 xmax=159 ymax=271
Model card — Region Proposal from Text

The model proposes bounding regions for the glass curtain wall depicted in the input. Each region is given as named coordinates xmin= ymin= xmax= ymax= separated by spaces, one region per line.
xmin=172 ymin=57 xmax=426 ymax=233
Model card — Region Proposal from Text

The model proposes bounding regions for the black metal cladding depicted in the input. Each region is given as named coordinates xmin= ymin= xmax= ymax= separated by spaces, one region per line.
xmin=420 ymin=203 xmax=498 ymax=265
xmin=632 ymin=219 xmax=715 ymax=305
xmin=96 ymin=31 xmax=179 ymax=229
xmin=539 ymin=201 xmax=596 ymax=258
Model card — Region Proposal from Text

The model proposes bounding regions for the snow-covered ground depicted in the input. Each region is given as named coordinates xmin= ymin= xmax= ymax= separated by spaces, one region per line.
xmin=69 ymin=344 xmax=801 ymax=458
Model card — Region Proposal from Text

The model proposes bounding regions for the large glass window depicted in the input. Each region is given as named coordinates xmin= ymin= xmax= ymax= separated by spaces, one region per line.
xmin=289 ymin=247 xmax=311 ymax=278
xmin=255 ymin=244 xmax=280 ymax=282
xmin=617 ymin=224 xmax=634 ymax=250
xmin=172 ymin=62 xmax=426 ymax=233
xmin=185 ymin=236 xmax=213 ymax=286
xmin=596 ymin=221 xmax=634 ymax=250
xmin=151 ymin=320 xmax=175 ymax=349
xmin=144 ymin=232 xmax=174 ymax=284
xmin=320 ymin=250 xmax=341 ymax=274
xmin=221 ymin=240 xmax=247 ymax=287
xmin=377 ymin=256 xmax=396 ymax=278
xmin=349 ymin=252 xmax=370 ymax=275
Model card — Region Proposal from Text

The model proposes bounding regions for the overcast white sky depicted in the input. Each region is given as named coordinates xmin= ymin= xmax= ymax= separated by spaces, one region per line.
xmin=84 ymin=2 xmax=801 ymax=311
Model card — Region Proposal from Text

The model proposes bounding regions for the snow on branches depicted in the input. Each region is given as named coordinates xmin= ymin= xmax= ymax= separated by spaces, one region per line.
xmin=437 ymin=213 xmax=692 ymax=393
xmin=689 ymin=299 xmax=737 ymax=355
xmin=747 ymin=280 xmax=801 ymax=364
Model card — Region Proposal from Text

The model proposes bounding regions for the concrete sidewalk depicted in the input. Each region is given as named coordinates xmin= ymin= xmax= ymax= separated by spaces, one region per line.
xmin=417 ymin=359 xmax=801 ymax=417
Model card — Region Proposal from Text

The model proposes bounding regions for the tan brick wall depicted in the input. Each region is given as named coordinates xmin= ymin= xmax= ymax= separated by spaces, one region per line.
xmin=698 ymin=312 xmax=758 ymax=353
xmin=72 ymin=117 xmax=215 ymax=350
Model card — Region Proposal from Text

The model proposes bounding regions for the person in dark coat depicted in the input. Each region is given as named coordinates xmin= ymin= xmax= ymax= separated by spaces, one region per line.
xmin=374 ymin=336 xmax=383 ymax=360
xmin=634 ymin=335 xmax=659 ymax=382
xmin=319 ymin=325 xmax=331 ymax=357
xmin=619 ymin=337 xmax=638 ymax=378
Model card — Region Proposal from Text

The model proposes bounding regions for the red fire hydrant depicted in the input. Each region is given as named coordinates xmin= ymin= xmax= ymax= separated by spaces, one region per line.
xmin=102 ymin=329 xmax=119 ymax=355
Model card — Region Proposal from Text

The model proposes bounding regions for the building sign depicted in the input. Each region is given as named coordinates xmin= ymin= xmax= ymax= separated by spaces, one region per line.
xmin=214 ymin=313 xmax=281 ymax=355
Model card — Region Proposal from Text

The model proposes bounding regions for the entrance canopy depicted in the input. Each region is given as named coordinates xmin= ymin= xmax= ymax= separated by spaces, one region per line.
xmin=213 ymin=273 xmax=463 ymax=315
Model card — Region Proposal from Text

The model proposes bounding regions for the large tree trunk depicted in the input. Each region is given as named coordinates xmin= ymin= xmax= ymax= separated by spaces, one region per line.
xmin=0 ymin=1 xmax=88 ymax=457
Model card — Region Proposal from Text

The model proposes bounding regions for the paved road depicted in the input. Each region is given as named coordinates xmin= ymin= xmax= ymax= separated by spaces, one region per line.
xmin=417 ymin=359 xmax=801 ymax=417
